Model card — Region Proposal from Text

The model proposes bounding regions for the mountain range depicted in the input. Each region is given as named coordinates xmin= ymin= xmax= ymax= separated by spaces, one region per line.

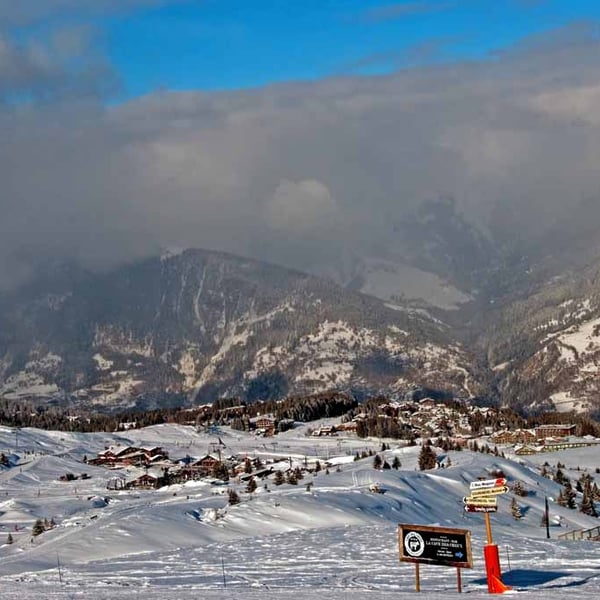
xmin=1 ymin=197 xmax=600 ymax=415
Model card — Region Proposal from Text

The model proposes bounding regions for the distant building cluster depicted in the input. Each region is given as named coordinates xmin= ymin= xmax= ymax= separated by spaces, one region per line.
xmin=489 ymin=424 xmax=600 ymax=454
xmin=88 ymin=442 xmax=319 ymax=491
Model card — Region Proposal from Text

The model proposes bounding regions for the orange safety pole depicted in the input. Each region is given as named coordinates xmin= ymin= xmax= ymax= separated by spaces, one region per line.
xmin=483 ymin=512 xmax=511 ymax=594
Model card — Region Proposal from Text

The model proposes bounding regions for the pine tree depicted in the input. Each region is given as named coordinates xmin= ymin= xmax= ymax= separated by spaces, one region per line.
xmin=580 ymin=480 xmax=598 ymax=517
xmin=286 ymin=471 xmax=298 ymax=485
xmin=373 ymin=454 xmax=383 ymax=470
xmin=227 ymin=489 xmax=240 ymax=505
xmin=245 ymin=477 xmax=257 ymax=494
xmin=211 ymin=461 xmax=229 ymax=481
xmin=315 ymin=460 xmax=322 ymax=472
xmin=32 ymin=519 xmax=45 ymax=537
xmin=510 ymin=497 xmax=522 ymax=520
xmin=511 ymin=481 xmax=527 ymax=497
xmin=392 ymin=456 xmax=401 ymax=470
xmin=244 ymin=458 xmax=253 ymax=474
xmin=564 ymin=482 xmax=577 ymax=509
xmin=579 ymin=489 xmax=597 ymax=516
xmin=554 ymin=468 xmax=566 ymax=484
xmin=382 ymin=460 xmax=391 ymax=470
xmin=556 ymin=489 xmax=567 ymax=507
xmin=6 ymin=533 xmax=13 ymax=544
xmin=274 ymin=470 xmax=285 ymax=486
xmin=418 ymin=444 xmax=437 ymax=471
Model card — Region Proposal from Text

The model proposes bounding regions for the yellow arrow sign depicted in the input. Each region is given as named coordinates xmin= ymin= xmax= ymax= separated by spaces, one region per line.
xmin=463 ymin=495 xmax=498 ymax=506
xmin=469 ymin=486 xmax=509 ymax=497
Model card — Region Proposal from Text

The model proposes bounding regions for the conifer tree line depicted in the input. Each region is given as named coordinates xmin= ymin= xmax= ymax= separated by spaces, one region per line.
xmin=1 ymin=393 xmax=599 ymax=439
xmin=539 ymin=461 xmax=600 ymax=516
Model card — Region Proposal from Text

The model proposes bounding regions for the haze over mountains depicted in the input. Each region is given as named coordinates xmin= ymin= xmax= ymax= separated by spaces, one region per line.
xmin=2 ymin=195 xmax=600 ymax=415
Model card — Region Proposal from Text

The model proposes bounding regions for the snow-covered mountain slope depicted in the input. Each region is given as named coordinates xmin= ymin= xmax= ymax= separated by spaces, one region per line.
xmin=1 ymin=423 xmax=600 ymax=598
xmin=482 ymin=267 xmax=600 ymax=413
xmin=0 ymin=250 xmax=480 ymax=410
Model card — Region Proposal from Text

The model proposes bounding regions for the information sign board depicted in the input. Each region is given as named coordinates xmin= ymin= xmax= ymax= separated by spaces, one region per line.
xmin=398 ymin=524 xmax=473 ymax=568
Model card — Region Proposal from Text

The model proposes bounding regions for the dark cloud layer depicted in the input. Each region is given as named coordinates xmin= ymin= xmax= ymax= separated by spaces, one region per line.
xmin=2 ymin=23 xmax=600 ymax=288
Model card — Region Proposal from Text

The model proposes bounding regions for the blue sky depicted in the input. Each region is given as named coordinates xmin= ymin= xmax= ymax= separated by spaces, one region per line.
xmin=93 ymin=0 xmax=600 ymax=97
xmin=3 ymin=0 xmax=600 ymax=100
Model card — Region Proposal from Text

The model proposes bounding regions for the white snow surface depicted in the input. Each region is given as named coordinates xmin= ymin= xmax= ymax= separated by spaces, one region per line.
xmin=0 ymin=423 xmax=600 ymax=598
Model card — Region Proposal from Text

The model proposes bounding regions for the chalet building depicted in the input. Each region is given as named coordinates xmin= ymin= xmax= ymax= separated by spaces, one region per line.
xmin=541 ymin=440 xmax=600 ymax=452
xmin=311 ymin=426 xmax=337 ymax=437
xmin=490 ymin=431 xmax=515 ymax=444
xmin=535 ymin=424 xmax=576 ymax=440
xmin=490 ymin=429 xmax=536 ymax=445
xmin=88 ymin=445 xmax=168 ymax=468
xmin=515 ymin=445 xmax=539 ymax=456
xmin=125 ymin=471 xmax=166 ymax=489
xmin=252 ymin=415 xmax=276 ymax=437
xmin=418 ymin=398 xmax=436 ymax=410
xmin=192 ymin=454 xmax=221 ymax=476
xmin=516 ymin=430 xmax=537 ymax=444
xmin=337 ymin=421 xmax=358 ymax=433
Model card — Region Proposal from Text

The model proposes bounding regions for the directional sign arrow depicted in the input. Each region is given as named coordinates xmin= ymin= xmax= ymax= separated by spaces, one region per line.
xmin=464 ymin=504 xmax=498 ymax=513
xmin=470 ymin=478 xmax=507 ymax=490
xmin=455 ymin=552 xmax=464 ymax=558
xmin=463 ymin=495 xmax=498 ymax=506
xmin=469 ymin=486 xmax=509 ymax=497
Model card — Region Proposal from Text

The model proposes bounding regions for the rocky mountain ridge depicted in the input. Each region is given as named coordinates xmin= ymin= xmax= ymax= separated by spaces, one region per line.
xmin=3 ymin=195 xmax=600 ymax=415
xmin=0 ymin=249 xmax=481 ymax=411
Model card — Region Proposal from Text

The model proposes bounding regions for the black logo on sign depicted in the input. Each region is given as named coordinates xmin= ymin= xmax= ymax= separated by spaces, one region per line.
xmin=404 ymin=531 xmax=425 ymax=557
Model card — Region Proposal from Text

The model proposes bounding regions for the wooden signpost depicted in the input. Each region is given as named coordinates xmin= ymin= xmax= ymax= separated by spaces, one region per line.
xmin=398 ymin=524 xmax=473 ymax=593
xmin=467 ymin=477 xmax=511 ymax=594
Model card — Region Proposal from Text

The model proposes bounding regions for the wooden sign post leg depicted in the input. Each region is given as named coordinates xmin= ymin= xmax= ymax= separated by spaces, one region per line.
xmin=484 ymin=512 xmax=493 ymax=545
xmin=457 ymin=567 xmax=462 ymax=593
xmin=415 ymin=562 xmax=421 ymax=592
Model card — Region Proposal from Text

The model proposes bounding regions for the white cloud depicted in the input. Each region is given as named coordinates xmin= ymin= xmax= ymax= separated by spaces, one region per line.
xmin=265 ymin=179 xmax=339 ymax=234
